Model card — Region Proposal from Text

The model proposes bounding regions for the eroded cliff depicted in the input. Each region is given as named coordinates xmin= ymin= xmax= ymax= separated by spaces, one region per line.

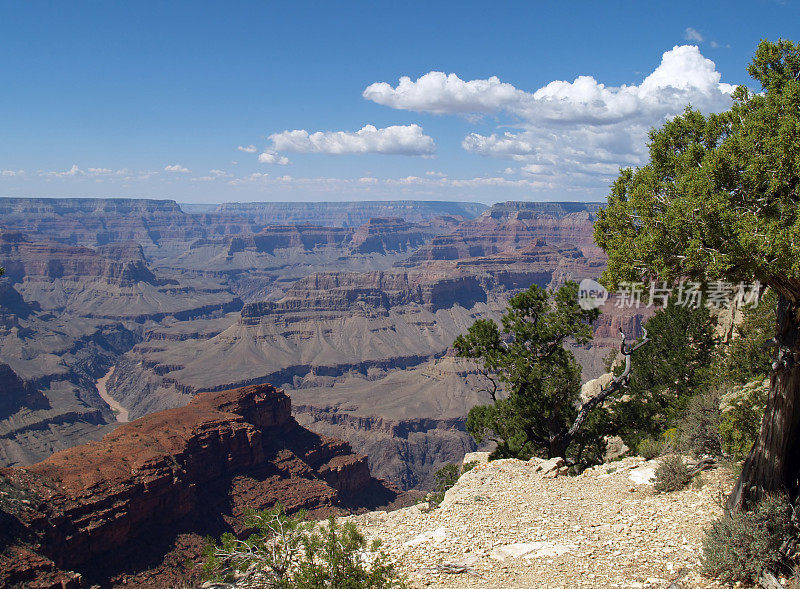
xmin=0 ymin=383 xmax=401 ymax=588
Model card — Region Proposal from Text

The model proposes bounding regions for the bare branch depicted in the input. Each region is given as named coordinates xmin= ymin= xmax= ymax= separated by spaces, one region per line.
xmin=564 ymin=327 xmax=650 ymax=443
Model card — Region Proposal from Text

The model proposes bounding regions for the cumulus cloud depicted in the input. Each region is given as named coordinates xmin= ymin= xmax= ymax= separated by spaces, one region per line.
xmin=258 ymin=151 xmax=290 ymax=165
xmin=41 ymin=164 xmax=86 ymax=177
xmin=364 ymin=46 xmax=733 ymax=123
xmin=363 ymin=72 xmax=524 ymax=115
xmin=268 ymin=124 xmax=436 ymax=156
xmin=237 ymin=145 xmax=257 ymax=153
xmin=164 ymin=164 xmax=190 ymax=173
xmin=365 ymin=46 xmax=736 ymax=190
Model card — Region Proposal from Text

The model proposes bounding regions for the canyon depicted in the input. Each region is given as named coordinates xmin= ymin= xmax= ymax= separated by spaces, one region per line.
xmin=0 ymin=197 xmax=644 ymax=493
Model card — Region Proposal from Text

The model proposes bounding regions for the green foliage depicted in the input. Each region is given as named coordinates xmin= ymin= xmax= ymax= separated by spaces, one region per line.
xmin=616 ymin=301 xmax=716 ymax=445
xmin=676 ymin=387 xmax=722 ymax=458
xmin=455 ymin=282 xmax=601 ymax=462
xmin=714 ymin=289 xmax=777 ymax=388
xmin=429 ymin=463 xmax=460 ymax=506
xmin=203 ymin=505 xmax=406 ymax=588
xmin=702 ymin=494 xmax=794 ymax=585
xmin=293 ymin=518 xmax=405 ymax=589
xmin=653 ymin=455 xmax=691 ymax=493
xmin=636 ymin=437 xmax=665 ymax=461
xmin=719 ymin=379 xmax=769 ymax=460
xmin=428 ymin=461 xmax=478 ymax=506
xmin=594 ymin=40 xmax=800 ymax=295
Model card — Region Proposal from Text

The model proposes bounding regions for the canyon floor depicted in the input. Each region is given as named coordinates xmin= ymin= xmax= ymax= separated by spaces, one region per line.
xmin=342 ymin=456 xmax=732 ymax=589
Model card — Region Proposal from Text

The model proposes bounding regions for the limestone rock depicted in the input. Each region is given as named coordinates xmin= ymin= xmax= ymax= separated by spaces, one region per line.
xmin=629 ymin=463 xmax=657 ymax=485
xmin=462 ymin=451 xmax=491 ymax=465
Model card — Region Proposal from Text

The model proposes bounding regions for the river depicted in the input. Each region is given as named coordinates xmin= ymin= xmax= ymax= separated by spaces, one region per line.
xmin=96 ymin=366 xmax=129 ymax=423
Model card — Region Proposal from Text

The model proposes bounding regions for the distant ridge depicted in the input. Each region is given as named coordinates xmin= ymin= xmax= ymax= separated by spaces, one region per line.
xmin=213 ymin=200 xmax=490 ymax=227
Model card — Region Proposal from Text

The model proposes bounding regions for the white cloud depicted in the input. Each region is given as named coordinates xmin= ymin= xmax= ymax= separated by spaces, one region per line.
xmin=359 ymin=177 xmax=379 ymax=184
xmin=237 ymin=145 xmax=257 ymax=153
xmin=268 ymin=124 xmax=436 ymax=156
xmin=228 ymin=172 xmax=270 ymax=185
xmin=462 ymin=132 xmax=536 ymax=156
xmin=364 ymin=46 xmax=733 ymax=123
xmin=363 ymin=72 xmax=524 ymax=114
xmin=164 ymin=164 xmax=190 ymax=173
xmin=40 ymin=164 xmax=83 ymax=177
xmin=209 ymin=169 xmax=232 ymax=177
xmin=425 ymin=171 xmax=446 ymax=177
xmin=61 ymin=164 xmax=82 ymax=177
xmin=365 ymin=46 xmax=736 ymax=190
xmin=685 ymin=27 xmax=704 ymax=43
xmin=1 ymin=169 xmax=24 ymax=177
xmin=258 ymin=151 xmax=290 ymax=165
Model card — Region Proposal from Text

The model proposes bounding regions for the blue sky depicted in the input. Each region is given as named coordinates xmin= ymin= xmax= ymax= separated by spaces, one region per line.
xmin=1 ymin=0 xmax=797 ymax=204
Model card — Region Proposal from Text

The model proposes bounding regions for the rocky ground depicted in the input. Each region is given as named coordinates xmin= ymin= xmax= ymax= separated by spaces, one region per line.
xmin=345 ymin=455 xmax=735 ymax=589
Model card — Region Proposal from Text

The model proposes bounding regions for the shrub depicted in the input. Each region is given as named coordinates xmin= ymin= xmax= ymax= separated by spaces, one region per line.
xmin=428 ymin=463 xmax=459 ymax=506
xmin=294 ymin=518 xmax=406 ymax=588
xmin=462 ymin=460 xmax=478 ymax=475
xmin=702 ymin=495 xmax=793 ymax=585
xmin=203 ymin=505 xmax=406 ymax=588
xmin=677 ymin=387 xmax=722 ymax=458
xmin=637 ymin=430 xmax=676 ymax=461
xmin=616 ymin=300 xmax=716 ymax=443
xmin=428 ymin=461 xmax=479 ymax=506
xmin=653 ymin=455 xmax=690 ymax=493
xmin=719 ymin=379 xmax=769 ymax=460
xmin=637 ymin=437 xmax=664 ymax=460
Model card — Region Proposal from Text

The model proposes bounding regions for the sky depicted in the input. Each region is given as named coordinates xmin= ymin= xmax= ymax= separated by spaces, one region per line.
xmin=0 ymin=1 xmax=797 ymax=204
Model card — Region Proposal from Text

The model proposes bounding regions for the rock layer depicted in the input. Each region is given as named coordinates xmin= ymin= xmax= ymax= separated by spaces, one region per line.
xmin=0 ymin=383 xmax=399 ymax=587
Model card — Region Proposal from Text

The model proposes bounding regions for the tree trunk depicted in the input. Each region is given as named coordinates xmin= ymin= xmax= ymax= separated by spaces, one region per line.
xmin=728 ymin=293 xmax=800 ymax=511
xmin=548 ymin=436 xmax=568 ymax=459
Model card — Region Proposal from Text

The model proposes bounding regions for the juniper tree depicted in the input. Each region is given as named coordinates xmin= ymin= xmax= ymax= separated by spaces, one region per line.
xmin=455 ymin=281 xmax=647 ymax=462
xmin=594 ymin=39 xmax=800 ymax=510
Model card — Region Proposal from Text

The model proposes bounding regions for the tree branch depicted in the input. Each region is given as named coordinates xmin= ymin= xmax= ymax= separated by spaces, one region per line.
xmin=564 ymin=327 xmax=650 ymax=443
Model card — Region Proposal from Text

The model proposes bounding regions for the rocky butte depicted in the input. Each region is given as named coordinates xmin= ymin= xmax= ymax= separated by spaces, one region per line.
xmin=0 ymin=383 xmax=403 ymax=588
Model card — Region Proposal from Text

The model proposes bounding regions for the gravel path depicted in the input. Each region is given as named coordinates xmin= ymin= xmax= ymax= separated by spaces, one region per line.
xmin=348 ymin=456 xmax=733 ymax=589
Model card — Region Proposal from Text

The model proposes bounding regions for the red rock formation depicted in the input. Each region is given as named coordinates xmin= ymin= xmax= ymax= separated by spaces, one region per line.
xmin=404 ymin=201 xmax=604 ymax=264
xmin=226 ymin=224 xmax=353 ymax=255
xmin=0 ymin=383 xmax=399 ymax=588
xmin=349 ymin=217 xmax=452 ymax=254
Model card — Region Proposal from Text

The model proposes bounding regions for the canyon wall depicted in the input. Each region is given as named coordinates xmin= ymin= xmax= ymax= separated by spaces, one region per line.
xmin=0 ymin=383 xmax=400 ymax=588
